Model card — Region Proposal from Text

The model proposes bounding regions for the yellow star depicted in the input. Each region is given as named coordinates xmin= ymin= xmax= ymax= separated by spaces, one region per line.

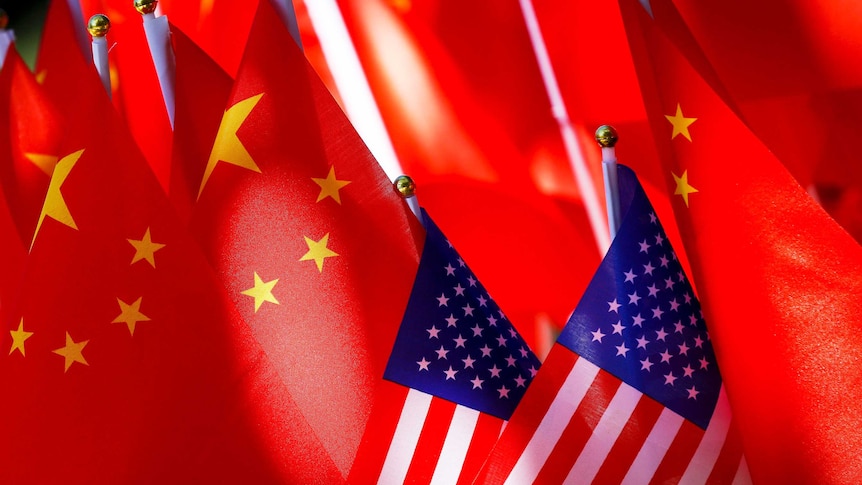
xmin=199 ymin=93 xmax=265 ymax=199
xmin=31 ymin=149 xmax=84 ymax=250
xmin=35 ymin=69 xmax=47 ymax=85
xmin=24 ymin=153 xmax=59 ymax=176
xmin=673 ymin=170 xmax=699 ymax=207
xmin=9 ymin=319 xmax=33 ymax=357
xmin=665 ymin=103 xmax=697 ymax=141
xmin=127 ymin=227 xmax=166 ymax=268
xmin=299 ymin=233 xmax=339 ymax=272
xmin=53 ymin=332 xmax=89 ymax=372
xmin=312 ymin=166 xmax=351 ymax=204
xmin=112 ymin=297 xmax=150 ymax=336
xmin=241 ymin=272 xmax=280 ymax=312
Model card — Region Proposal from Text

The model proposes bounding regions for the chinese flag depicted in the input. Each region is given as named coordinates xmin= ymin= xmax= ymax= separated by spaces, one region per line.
xmin=620 ymin=0 xmax=862 ymax=482
xmin=187 ymin=0 xmax=422 ymax=475
xmin=0 ymin=30 xmax=345 ymax=483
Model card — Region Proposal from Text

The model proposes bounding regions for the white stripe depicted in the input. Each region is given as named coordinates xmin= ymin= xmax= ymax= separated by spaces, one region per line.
xmin=518 ymin=0 xmax=611 ymax=255
xmin=504 ymin=358 xmax=601 ymax=485
xmin=564 ymin=382 xmax=643 ymax=484
xmin=303 ymin=0 xmax=404 ymax=182
xmin=679 ymin=386 xmax=732 ymax=484
xmin=377 ymin=389 xmax=433 ymax=485
xmin=732 ymin=456 xmax=752 ymax=485
xmin=621 ymin=407 xmax=685 ymax=485
xmin=429 ymin=405 xmax=480 ymax=485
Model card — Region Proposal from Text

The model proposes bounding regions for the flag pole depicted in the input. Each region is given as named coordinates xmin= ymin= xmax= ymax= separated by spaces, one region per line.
xmin=135 ymin=0 xmax=176 ymax=128
xmin=394 ymin=175 xmax=425 ymax=227
xmin=272 ymin=0 xmax=304 ymax=50
xmin=87 ymin=14 xmax=112 ymax=98
xmin=0 ymin=9 xmax=15 ymax=69
xmin=596 ymin=125 xmax=621 ymax=239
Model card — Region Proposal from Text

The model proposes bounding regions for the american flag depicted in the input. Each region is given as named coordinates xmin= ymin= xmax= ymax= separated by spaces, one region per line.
xmin=474 ymin=165 xmax=751 ymax=484
xmin=348 ymin=211 xmax=541 ymax=484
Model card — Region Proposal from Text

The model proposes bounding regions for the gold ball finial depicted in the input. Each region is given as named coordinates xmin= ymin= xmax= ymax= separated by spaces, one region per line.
xmin=0 ymin=9 xmax=9 ymax=30
xmin=595 ymin=125 xmax=619 ymax=148
xmin=87 ymin=14 xmax=111 ymax=38
xmin=134 ymin=0 xmax=158 ymax=15
xmin=394 ymin=175 xmax=416 ymax=198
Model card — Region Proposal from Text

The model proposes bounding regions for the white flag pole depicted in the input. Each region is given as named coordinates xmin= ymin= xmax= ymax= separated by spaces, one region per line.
xmin=596 ymin=125 xmax=621 ymax=240
xmin=87 ymin=14 xmax=112 ymax=98
xmin=135 ymin=0 xmax=176 ymax=128
xmin=394 ymin=175 xmax=425 ymax=227
xmin=519 ymin=0 xmax=611 ymax=254
xmin=0 ymin=9 xmax=15 ymax=69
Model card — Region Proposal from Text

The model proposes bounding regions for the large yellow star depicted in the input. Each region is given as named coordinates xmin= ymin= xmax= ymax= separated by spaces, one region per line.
xmin=24 ymin=153 xmax=59 ymax=176
xmin=665 ymin=103 xmax=697 ymax=141
xmin=128 ymin=227 xmax=166 ymax=268
xmin=198 ymin=93 xmax=265 ymax=199
xmin=241 ymin=272 xmax=280 ymax=312
xmin=673 ymin=170 xmax=699 ymax=207
xmin=32 ymin=149 xmax=84 ymax=250
xmin=299 ymin=233 xmax=339 ymax=272
xmin=112 ymin=297 xmax=150 ymax=336
xmin=312 ymin=167 xmax=351 ymax=204
xmin=53 ymin=332 xmax=89 ymax=372
xmin=9 ymin=319 xmax=33 ymax=356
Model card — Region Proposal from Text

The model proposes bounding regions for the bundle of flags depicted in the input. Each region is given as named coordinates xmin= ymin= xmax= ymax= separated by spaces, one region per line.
xmin=1 ymin=0 xmax=861 ymax=483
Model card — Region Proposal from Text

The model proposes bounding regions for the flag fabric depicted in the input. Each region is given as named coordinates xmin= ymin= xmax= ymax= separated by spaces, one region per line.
xmin=187 ymin=0 xmax=422 ymax=475
xmin=0 ymin=41 xmax=345 ymax=482
xmin=620 ymin=0 xmax=862 ymax=482
xmin=474 ymin=164 xmax=749 ymax=484
xmin=348 ymin=209 xmax=541 ymax=484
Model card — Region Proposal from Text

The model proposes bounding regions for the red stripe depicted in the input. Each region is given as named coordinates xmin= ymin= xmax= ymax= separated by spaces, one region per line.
xmin=534 ymin=369 xmax=620 ymax=483
xmin=473 ymin=345 xmax=578 ymax=484
xmin=403 ymin=397 xmax=457 ymax=484
xmin=456 ymin=413 xmax=504 ymax=485
xmin=347 ymin=381 xmax=410 ymax=484
xmin=592 ymin=394 xmax=665 ymax=484
xmin=706 ymin=417 xmax=745 ymax=483
xmin=649 ymin=417 xmax=703 ymax=484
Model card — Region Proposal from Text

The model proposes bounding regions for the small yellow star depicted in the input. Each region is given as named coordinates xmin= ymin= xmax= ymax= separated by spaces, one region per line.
xmin=673 ymin=170 xmax=699 ymax=207
xmin=24 ymin=153 xmax=59 ymax=176
xmin=299 ymin=233 xmax=339 ymax=272
xmin=9 ymin=319 xmax=33 ymax=356
xmin=53 ymin=332 xmax=89 ymax=372
xmin=35 ymin=70 xmax=47 ymax=84
xmin=665 ymin=103 xmax=697 ymax=141
xmin=241 ymin=272 xmax=280 ymax=312
xmin=112 ymin=297 xmax=151 ymax=336
xmin=312 ymin=166 xmax=351 ymax=204
xmin=199 ymin=93 xmax=264 ymax=199
xmin=32 ymin=149 xmax=84 ymax=250
xmin=128 ymin=227 xmax=166 ymax=268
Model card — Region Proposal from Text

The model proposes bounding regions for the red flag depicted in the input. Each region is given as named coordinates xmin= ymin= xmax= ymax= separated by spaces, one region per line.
xmin=0 ymin=45 xmax=345 ymax=482
xmin=474 ymin=165 xmax=749 ymax=484
xmin=620 ymin=0 xmax=862 ymax=481
xmin=188 ymin=0 xmax=422 ymax=474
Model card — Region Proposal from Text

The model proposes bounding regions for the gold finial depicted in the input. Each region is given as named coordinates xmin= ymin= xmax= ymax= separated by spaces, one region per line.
xmin=0 ymin=9 xmax=9 ymax=30
xmin=394 ymin=175 xmax=416 ymax=198
xmin=595 ymin=125 xmax=619 ymax=148
xmin=87 ymin=14 xmax=111 ymax=38
xmin=134 ymin=0 xmax=158 ymax=15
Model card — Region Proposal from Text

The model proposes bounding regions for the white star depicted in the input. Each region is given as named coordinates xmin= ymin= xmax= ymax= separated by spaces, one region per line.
xmin=444 ymin=366 xmax=458 ymax=380
xmin=471 ymin=324 xmax=483 ymax=337
xmin=689 ymin=314 xmax=699 ymax=326
xmin=674 ymin=320 xmax=685 ymax=334
xmin=644 ymin=262 xmax=655 ymax=275
xmin=612 ymin=321 xmax=625 ymax=335
xmin=659 ymin=255 xmax=670 ymax=267
xmin=639 ymin=239 xmax=651 ymax=253
xmin=656 ymin=328 xmax=668 ymax=341
xmin=655 ymin=233 xmax=665 ymax=246
xmin=427 ymin=325 xmax=441 ymax=339
xmin=664 ymin=372 xmax=677 ymax=386
xmin=519 ymin=347 xmax=529 ymax=358
xmin=647 ymin=284 xmax=660 ymax=297
xmin=463 ymin=304 xmax=475 ymax=316
xmin=640 ymin=357 xmax=653 ymax=371
xmin=453 ymin=334 xmax=467 ymax=348
xmin=437 ymin=293 xmax=449 ymax=306
xmin=682 ymin=364 xmax=695 ymax=378
xmin=615 ymin=343 xmax=629 ymax=357
xmin=636 ymin=335 xmax=649 ymax=349
xmin=417 ymin=357 xmax=430 ymax=371
xmin=694 ymin=335 xmax=704 ymax=348
xmin=687 ymin=386 xmax=699 ymax=400
xmin=498 ymin=386 xmax=510 ymax=399
xmin=445 ymin=314 xmax=458 ymax=327
xmin=651 ymin=306 xmax=664 ymax=319
xmin=489 ymin=365 xmax=502 ymax=378
xmin=514 ymin=375 xmax=527 ymax=387
xmin=649 ymin=212 xmax=657 ymax=224
xmin=664 ymin=276 xmax=674 ymax=288
xmin=454 ymin=284 xmax=466 ymax=296
xmin=628 ymin=292 xmax=641 ymax=305
xmin=496 ymin=335 xmax=508 ymax=347
xmin=528 ymin=366 xmax=538 ymax=377
xmin=435 ymin=346 xmax=449 ymax=360
xmin=699 ymin=356 xmax=710 ymax=370
xmin=677 ymin=271 xmax=686 ymax=283
xmin=480 ymin=345 xmax=493 ymax=358
xmin=463 ymin=355 xmax=476 ymax=368
xmin=467 ymin=275 xmax=477 ymax=287
xmin=471 ymin=376 xmax=484 ymax=389
xmin=487 ymin=315 xmax=498 ymax=327
xmin=683 ymin=292 xmax=692 ymax=304
xmin=444 ymin=264 xmax=456 ymax=276
xmin=669 ymin=299 xmax=681 ymax=312
xmin=632 ymin=314 xmax=645 ymax=327
xmin=608 ymin=299 xmax=621 ymax=313
xmin=659 ymin=350 xmax=672 ymax=363
xmin=624 ymin=269 xmax=637 ymax=283
xmin=678 ymin=342 xmax=690 ymax=356
xmin=591 ymin=328 xmax=606 ymax=343
xmin=457 ymin=257 xmax=465 ymax=267
xmin=505 ymin=355 xmax=517 ymax=367
xmin=477 ymin=294 xmax=488 ymax=307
